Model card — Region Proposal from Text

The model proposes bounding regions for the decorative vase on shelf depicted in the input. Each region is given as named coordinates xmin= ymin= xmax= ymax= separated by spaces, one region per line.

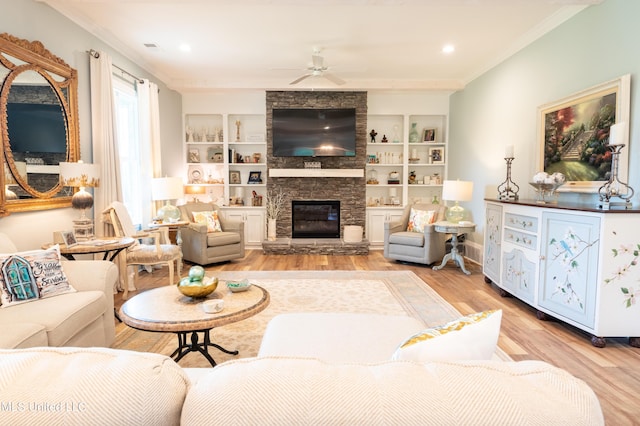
xmin=267 ymin=218 xmax=277 ymax=241
xmin=409 ymin=123 xmax=419 ymax=143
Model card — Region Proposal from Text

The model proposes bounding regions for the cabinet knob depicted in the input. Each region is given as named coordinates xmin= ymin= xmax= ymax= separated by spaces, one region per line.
xmin=539 ymin=255 xmax=546 ymax=260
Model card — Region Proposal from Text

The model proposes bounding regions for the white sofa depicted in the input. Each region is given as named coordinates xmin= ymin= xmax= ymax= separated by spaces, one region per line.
xmin=0 ymin=313 xmax=604 ymax=425
xmin=0 ymin=233 xmax=118 ymax=349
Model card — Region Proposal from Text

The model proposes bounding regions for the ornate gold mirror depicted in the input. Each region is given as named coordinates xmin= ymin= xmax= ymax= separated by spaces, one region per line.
xmin=0 ymin=33 xmax=80 ymax=216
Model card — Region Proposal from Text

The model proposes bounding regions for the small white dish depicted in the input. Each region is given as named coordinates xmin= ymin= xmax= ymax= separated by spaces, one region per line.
xmin=202 ymin=299 xmax=224 ymax=314
xmin=226 ymin=279 xmax=251 ymax=293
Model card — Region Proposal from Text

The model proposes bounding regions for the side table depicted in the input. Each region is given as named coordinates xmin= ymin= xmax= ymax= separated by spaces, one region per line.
xmin=42 ymin=237 xmax=135 ymax=261
xmin=147 ymin=220 xmax=189 ymax=246
xmin=432 ymin=221 xmax=476 ymax=275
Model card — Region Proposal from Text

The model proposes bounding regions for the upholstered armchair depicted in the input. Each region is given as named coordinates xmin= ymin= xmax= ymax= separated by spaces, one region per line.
xmin=178 ymin=202 xmax=245 ymax=265
xmin=383 ymin=203 xmax=447 ymax=265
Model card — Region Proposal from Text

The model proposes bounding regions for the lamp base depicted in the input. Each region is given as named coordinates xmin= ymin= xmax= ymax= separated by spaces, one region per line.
xmin=445 ymin=204 xmax=465 ymax=224
xmin=73 ymin=218 xmax=94 ymax=241
xmin=158 ymin=204 xmax=181 ymax=223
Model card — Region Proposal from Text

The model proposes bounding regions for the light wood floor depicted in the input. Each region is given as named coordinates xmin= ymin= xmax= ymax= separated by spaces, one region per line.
xmin=115 ymin=250 xmax=640 ymax=425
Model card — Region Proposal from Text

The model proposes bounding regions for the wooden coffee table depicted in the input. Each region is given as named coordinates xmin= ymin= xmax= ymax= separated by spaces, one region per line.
xmin=119 ymin=283 xmax=269 ymax=367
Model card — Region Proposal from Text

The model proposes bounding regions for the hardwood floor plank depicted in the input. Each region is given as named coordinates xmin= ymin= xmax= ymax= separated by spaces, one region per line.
xmin=114 ymin=250 xmax=638 ymax=425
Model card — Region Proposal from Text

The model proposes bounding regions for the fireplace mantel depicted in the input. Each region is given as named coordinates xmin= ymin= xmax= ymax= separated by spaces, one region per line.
xmin=269 ymin=168 xmax=364 ymax=178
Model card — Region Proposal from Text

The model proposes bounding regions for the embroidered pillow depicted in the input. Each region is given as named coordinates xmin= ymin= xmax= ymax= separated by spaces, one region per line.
xmin=192 ymin=210 xmax=222 ymax=233
xmin=406 ymin=208 xmax=436 ymax=233
xmin=0 ymin=245 xmax=76 ymax=308
xmin=392 ymin=310 xmax=502 ymax=361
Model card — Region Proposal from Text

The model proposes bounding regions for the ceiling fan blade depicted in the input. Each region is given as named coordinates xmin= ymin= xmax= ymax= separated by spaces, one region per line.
xmin=323 ymin=72 xmax=345 ymax=85
xmin=290 ymin=74 xmax=312 ymax=85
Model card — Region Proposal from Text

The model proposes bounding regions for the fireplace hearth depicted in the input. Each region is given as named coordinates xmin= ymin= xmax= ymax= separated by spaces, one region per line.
xmin=292 ymin=200 xmax=340 ymax=238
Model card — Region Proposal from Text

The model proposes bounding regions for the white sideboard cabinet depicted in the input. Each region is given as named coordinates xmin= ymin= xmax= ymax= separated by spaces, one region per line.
xmin=483 ymin=199 xmax=640 ymax=348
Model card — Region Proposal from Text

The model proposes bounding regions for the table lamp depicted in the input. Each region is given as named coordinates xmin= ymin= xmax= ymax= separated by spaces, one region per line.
xmin=4 ymin=161 xmax=27 ymax=200
xmin=59 ymin=161 xmax=101 ymax=240
xmin=442 ymin=180 xmax=473 ymax=223
xmin=184 ymin=184 xmax=206 ymax=202
xmin=151 ymin=177 xmax=183 ymax=222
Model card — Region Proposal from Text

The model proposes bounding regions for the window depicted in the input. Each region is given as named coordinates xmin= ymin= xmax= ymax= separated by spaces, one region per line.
xmin=113 ymin=78 xmax=152 ymax=227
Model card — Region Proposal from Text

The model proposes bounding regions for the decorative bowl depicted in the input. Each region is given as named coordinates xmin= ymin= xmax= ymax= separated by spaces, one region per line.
xmin=177 ymin=276 xmax=218 ymax=298
xmin=226 ymin=279 xmax=251 ymax=293
xmin=529 ymin=182 xmax=564 ymax=204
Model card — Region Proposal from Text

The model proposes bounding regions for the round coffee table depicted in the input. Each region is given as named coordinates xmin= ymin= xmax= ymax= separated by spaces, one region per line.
xmin=119 ymin=283 xmax=269 ymax=367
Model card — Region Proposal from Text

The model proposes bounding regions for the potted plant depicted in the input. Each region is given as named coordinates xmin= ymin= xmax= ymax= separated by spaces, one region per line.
xmin=266 ymin=188 xmax=285 ymax=241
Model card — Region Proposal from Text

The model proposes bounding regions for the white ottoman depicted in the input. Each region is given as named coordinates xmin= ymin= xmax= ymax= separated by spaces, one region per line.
xmin=258 ymin=312 xmax=424 ymax=363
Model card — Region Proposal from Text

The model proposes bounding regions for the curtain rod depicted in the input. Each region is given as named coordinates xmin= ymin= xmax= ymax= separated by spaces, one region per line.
xmin=88 ymin=49 xmax=145 ymax=84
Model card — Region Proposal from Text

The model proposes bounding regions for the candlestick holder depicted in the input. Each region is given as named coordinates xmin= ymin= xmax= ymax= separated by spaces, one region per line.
xmin=497 ymin=157 xmax=519 ymax=201
xmin=598 ymin=144 xmax=634 ymax=209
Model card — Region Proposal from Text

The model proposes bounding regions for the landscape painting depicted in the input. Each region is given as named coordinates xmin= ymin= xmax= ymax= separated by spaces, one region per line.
xmin=539 ymin=75 xmax=630 ymax=192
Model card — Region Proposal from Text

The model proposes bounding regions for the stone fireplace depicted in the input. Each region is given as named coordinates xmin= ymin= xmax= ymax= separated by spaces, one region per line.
xmin=263 ymin=90 xmax=368 ymax=254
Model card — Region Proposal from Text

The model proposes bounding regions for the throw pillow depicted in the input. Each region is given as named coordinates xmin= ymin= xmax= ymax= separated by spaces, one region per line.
xmin=0 ymin=245 xmax=76 ymax=308
xmin=392 ymin=309 xmax=502 ymax=361
xmin=192 ymin=210 xmax=222 ymax=233
xmin=406 ymin=208 xmax=436 ymax=233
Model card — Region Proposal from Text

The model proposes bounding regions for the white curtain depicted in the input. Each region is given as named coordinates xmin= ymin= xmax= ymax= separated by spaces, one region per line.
xmin=89 ymin=51 xmax=122 ymax=236
xmin=136 ymin=79 xmax=163 ymax=226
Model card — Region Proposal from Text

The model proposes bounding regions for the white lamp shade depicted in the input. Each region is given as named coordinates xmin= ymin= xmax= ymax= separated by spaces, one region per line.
xmin=59 ymin=162 xmax=101 ymax=188
xmin=4 ymin=161 xmax=26 ymax=185
xmin=151 ymin=177 xmax=184 ymax=201
xmin=442 ymin=180 xmax=473 ymax=202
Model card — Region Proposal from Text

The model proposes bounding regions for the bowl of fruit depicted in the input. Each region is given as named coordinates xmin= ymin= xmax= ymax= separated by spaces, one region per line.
xmin=177 ymin=266 xmax=218 ymax=298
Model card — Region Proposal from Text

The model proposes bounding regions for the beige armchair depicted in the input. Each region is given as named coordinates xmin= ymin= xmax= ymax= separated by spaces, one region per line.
xmin=103 ymin=201 xmax=182 ymax=298
xmin=383 ymin=203 xmax=447 ymax=265
xmin=178 ymin=202 xmax=245 ymax=265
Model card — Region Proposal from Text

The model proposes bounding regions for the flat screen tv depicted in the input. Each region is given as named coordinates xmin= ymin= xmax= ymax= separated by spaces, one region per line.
xmin=6 ymin=103 xmax=67 ymax=153
xmin=272 ymin=108 xmax=356 ymax=157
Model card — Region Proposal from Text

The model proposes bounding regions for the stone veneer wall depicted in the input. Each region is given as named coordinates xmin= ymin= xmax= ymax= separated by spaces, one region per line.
xmin=266 ymin=91 xmax=367 ymax=239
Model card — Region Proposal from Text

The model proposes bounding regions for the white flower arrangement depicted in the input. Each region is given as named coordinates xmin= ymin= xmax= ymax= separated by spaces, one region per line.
xmin=266 ymin=188 xmax=286 ymax=220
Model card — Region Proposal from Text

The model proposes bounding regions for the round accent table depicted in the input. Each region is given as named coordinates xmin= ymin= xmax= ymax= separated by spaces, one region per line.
xmin=119 ymin=283 xmax=269 ymax=367
xmin=432 ymin=221 xmax=476 ymax=275
xmin=43 ymin=237 xmax=135 ymax=261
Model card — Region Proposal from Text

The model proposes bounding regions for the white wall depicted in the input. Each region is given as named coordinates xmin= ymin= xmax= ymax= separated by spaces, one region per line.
xmin=0 ymin=0 xmax=182 ymax=250
xmin=448 ymin=0 xmax=640 ymax=253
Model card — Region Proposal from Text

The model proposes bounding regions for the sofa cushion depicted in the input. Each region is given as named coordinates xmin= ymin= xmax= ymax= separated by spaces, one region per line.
xmin=182 ymin=357 xmax=604 ymax=426
xmin=0 ymin=322 xmax=47 ymax=349
xmin=392 ymin=310 xmax=502 ymax=362
xmin=258 ymin=313 xmax=425 ymax=363
xmin=388 ymin=231 xmax=424 ymax=247
xmin=0 ymin=291 xmax=106 ymax=346
xmin=407 ymin=208 xmax=436 ymax=232
xmin=192 ymin=210 xmax=222 ymax=232
xmin=0 ymin=347 xmax=190 ymax=425
xmin=0 ymin=245 xmax=75 ymax=308
xmin=206 ymin=231 xmax=241 ymax=247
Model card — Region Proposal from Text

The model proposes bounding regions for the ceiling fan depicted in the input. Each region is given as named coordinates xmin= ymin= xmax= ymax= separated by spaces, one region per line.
xmin=289 ymin=50 xmax=345 ymax=86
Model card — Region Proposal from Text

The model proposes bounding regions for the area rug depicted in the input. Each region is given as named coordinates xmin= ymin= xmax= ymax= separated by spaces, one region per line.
xmin=113 ymin=271 xmax=506 ymax=367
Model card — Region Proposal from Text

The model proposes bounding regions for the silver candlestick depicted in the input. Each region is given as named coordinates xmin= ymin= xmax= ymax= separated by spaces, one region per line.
xmin=497 ymin=157 xmax=519 ymax=201
xmin=598 ymin=144 xmax=634 ymax=209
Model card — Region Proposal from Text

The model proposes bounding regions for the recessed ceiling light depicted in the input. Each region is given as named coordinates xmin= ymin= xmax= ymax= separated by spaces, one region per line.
xmin=442 ymin=44 xmax=455 ymax=54
xmin=179 ymin=43 xmax=191 ymax=52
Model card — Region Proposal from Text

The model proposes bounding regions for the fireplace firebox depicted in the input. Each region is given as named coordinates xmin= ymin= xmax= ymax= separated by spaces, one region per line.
xmin=292 ymin=200 xmax=340 ymax=238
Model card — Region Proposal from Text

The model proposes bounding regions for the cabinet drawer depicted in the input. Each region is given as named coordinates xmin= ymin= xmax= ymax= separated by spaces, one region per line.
xmin=504 ymin=228 xmax=537 ymax=250
xmin=505 ymin=213 xmax=538 ymax=232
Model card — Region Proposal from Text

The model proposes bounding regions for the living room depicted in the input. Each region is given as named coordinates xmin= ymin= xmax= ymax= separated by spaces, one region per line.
xmin=1 ymin=0 xmax=638 ymax=424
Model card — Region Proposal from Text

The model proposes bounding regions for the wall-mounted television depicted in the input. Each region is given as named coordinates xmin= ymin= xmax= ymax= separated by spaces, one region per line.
xmin=272 ymin=108 xmax=356 ymax=157
xmin=6 ymin=103 xmax=67 ymax=154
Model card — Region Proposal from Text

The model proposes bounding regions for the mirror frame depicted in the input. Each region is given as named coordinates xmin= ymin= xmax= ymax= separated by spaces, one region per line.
xmin=0 ymin=32 xmax=80 ymax=216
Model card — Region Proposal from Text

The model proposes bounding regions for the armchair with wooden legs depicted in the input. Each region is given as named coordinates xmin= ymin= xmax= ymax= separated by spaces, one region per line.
xmin=103 ymin=201 xmax=182 ymax=299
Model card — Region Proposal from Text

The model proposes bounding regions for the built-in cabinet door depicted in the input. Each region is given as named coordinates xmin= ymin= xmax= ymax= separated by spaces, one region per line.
xmin=483 ymin=203 xmax=502 ymax=283
xmin=367 ymin=208 xmax=403 ymax=245
xmin=539 ymin=212 xmax=600 ymax=328
xmin=223 ymin=208 xmax=265 ymax=247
